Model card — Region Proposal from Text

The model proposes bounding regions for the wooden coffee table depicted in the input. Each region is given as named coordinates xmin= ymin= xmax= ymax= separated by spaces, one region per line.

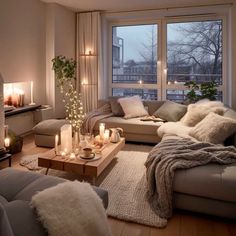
xmin=38 ymin=138 xmax=125 ymax=184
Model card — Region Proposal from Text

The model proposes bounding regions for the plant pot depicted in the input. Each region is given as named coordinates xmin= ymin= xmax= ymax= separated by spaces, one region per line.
xmin=9 ymin=137 xmax=23 ymax=154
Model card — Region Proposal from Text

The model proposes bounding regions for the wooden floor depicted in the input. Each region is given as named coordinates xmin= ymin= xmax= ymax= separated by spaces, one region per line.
xmin=1 ymin=134 xmax=236 ymax=236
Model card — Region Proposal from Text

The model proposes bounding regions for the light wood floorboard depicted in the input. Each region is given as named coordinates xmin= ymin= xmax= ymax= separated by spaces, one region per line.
xmin=1 ymin=134 xmax=235 ymax=236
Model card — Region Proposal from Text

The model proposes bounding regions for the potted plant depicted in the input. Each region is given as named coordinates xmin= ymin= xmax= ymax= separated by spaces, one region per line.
xmin=184 ymin=81 xmax=218 ymax=103
xmin=52 ymin=56 xmax=85 ymax=132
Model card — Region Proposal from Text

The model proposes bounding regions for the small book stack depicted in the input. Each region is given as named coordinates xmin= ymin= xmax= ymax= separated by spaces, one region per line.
xmin=140 ymin=116 xmax=167 ymax=123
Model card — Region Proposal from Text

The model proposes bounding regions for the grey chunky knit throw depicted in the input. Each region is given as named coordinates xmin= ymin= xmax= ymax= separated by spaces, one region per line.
xmin=145 ymin=138 xmax=236 ymax=219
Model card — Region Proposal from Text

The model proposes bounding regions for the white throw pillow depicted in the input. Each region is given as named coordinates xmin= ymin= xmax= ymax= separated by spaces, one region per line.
xmin=181 ymin=102 xmax=225 ymax=127
xmin=118 ymin=96 xmax=148 ymax=119
xmin=189 ymin=112 xmax=236 ymax=144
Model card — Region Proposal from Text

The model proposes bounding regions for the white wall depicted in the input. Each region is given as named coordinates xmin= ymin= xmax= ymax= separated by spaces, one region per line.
xmin=46 ymin=3 xmax=76 ymax=118
xmin=0 ymin=0 xmax=46 ymax=105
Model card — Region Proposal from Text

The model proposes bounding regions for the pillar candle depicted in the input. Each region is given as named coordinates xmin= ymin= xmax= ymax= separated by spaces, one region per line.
xmin=60 ymin=124 xmax=72 ymax=154
xmin=55 ymin=134 xmax=59 ymax=154
xmin=29 ymin=81 xmax=35 ymax=105
xmin=99 ymin=123 xmax=105 ymax=139
xmin=104 ymin=129 xmax=110 ymax=143
xmin=4 ymin=138 xmax=10 ymax=147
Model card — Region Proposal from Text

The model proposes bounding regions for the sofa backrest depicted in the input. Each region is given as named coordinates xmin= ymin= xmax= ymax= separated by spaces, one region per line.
xmin=98 ymin=99 xmax=164 ymax=116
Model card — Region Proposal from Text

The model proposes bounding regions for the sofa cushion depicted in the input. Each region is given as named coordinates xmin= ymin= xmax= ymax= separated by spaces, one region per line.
xmin=118 ymin=96 xmax=148 ymax=119
xmin=143 ymin=100 xmax=164 ymax=115
xmin=94 ymin=116 xmax=161 ymax=136
xmin=0 ymin=203 xmax=14 ymax=236
xmin=0 ymin=168 xmax=42 ymax=201
xmin=33 ymin=119 xmax=69 ymax=136
xmin=162 ymin=135 xmax=236 ymax=203
xmin=181 ymin=103 xmax=225 ymax=126
xmin=153 ymin=100 xmax=187 ymax=122
xmin=108 ymin=96 xmax=124 ymax=117
xmin=174 ymin=162 xmax=236 ymax=203
xmin=189 ymin=112 xmax=236 ymax=144
xmin=5 ymin=200 xmax=46 ymax=236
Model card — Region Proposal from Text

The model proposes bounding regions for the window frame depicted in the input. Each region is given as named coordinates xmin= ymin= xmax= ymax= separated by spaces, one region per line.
xmin=108 ymin=20 xmax=162 ymax=100
xmin=108 ymin=14 xmax=228 ymax=103
xmin=162 ymin=15 xmax=227 ymax=102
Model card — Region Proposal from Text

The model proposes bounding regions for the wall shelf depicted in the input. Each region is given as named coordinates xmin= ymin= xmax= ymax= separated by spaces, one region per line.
xmin=5 ymin=104 xmax=41 ymax=117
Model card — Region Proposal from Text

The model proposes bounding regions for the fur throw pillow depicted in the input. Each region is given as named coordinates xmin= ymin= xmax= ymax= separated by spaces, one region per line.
xmin=189 ymin=112 xmax=236 ymax=144
xmin=181 ymin=101 xmax=225 ymax=127
xmin=118 ymin=96 xmax=148 ymax=119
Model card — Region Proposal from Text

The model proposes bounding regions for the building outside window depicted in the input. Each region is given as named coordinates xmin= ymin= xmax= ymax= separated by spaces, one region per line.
xmin=110 ymin=17 xmax=225 ymax=103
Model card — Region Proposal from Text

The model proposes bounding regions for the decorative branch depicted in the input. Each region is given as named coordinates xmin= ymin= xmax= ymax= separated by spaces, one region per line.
xmin=52 ymin=55 xmax=85 ymax=132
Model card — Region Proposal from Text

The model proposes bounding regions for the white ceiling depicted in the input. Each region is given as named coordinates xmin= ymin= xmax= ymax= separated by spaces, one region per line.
xmin=41 ymin=0 xmax=232 ymax=12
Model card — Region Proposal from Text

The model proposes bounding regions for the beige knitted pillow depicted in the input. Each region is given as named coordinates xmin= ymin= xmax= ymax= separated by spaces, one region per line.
xmin=189 ymin=112 xmax=236 ymax=144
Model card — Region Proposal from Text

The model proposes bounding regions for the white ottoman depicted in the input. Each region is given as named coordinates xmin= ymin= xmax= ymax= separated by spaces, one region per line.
xmin=33 ymin=119 xmax=69 ymax=147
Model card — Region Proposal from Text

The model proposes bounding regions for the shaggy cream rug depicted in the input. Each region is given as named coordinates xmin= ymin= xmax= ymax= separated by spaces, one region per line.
xmin=97 ymin=144 xmax=167 ymax=228
xmin=21 ymin=144 xmax=167 ymax=227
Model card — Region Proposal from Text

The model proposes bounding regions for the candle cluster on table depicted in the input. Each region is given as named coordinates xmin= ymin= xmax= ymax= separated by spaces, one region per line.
xmin=54 ymin=123 xmax=111 ymax=158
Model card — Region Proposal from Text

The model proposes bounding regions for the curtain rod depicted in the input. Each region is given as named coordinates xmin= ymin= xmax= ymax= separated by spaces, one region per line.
xmin=76 ymin=2 xmax=233 ymax=14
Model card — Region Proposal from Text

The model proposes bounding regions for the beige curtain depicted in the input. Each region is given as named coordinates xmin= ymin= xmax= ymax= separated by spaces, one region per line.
xmin=77 ymin=12 xmax=102 ymax=113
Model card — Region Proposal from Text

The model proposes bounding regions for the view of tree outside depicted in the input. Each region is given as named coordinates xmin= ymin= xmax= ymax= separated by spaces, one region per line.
xmin=167 ymin=20 xmax=223 ymax=85
xmin=111 ymin=20 xmax=223 ymax=102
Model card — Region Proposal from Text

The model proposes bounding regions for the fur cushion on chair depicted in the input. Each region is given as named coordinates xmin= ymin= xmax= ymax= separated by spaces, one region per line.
xmin=31 ymin=181 xmax=111 ymax=236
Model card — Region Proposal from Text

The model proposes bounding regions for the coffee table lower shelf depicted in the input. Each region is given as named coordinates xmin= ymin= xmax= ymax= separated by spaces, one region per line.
xmin=38 ymin=138 xmax=125 ymax=184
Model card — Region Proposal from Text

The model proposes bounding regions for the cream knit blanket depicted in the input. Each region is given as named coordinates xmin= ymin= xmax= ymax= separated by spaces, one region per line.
xmin=145 ymin=138 xmax=236 ymax=219
xmin=80 ymin=104 xmax=113 ymax=135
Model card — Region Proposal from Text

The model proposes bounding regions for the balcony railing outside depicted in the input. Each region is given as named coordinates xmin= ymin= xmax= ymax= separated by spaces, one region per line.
xmin=112 ymin=73 xmax=222 ymax=84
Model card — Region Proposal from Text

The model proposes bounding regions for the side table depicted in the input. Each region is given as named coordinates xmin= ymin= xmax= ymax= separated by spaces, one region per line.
xmin=0 ymin=153 xmax=12 ymax=167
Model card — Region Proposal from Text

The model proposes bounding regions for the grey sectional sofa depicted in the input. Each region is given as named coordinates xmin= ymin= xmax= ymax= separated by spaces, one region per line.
xmin=97 ymin=99 xmax=236 ymax=219
xmin=95 ymin=100 xmax=165 ymax=143
xmin=0 ymin=168 xmax=108 ymax=236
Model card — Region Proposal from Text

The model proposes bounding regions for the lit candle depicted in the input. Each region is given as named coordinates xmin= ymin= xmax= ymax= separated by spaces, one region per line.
xmin=60 ymin=151 xmax=66 ymax=158
xmin=55 ymin=135 xmax=59 ymax=154
xmin=69 ymin=153 xmax=76 ymax=159
xmin=4 ymin=138 xmax=10 ymax=148
xmin=29 ymin=81 xmax=35 ymax=105
xmin=60 ymin=124 xmax=72 ymax=154
xmin=104 ymin=129 xmax=110 ymax=143
xmin=99 ymin=123 xmax=105 ymax=139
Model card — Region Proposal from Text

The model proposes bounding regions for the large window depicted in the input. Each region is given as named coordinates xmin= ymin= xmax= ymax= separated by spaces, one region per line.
xmin=111 ymin=24 xmax=159 ymax=100
xmin=110 ymin=17 xmax=225 ymax=103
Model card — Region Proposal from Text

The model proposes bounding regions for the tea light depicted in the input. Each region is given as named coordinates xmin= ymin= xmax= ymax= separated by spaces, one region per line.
xmin=55 ymin=134 xmax=59 ymax=154
xmin=104 ymin=129 xmax=110 ymax=143
xmin=70 ymin=153 xmax=76 ymax=160
xmin=60 ymin=151 xmax=66 ymax=158
xmin=99 ymin=123 xmax=105 ymax=139
xmin=4 ymin=138 xmax=10 ymax=148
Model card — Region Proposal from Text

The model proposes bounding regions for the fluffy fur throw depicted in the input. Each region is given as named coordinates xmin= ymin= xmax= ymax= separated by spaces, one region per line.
xmin=31 ymin=181 xmax=111 ymax=236
xmin=145 ymin=138 xmax=236 ymax=219
xmin=158 ymin=122 xmax=195 ymax=140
